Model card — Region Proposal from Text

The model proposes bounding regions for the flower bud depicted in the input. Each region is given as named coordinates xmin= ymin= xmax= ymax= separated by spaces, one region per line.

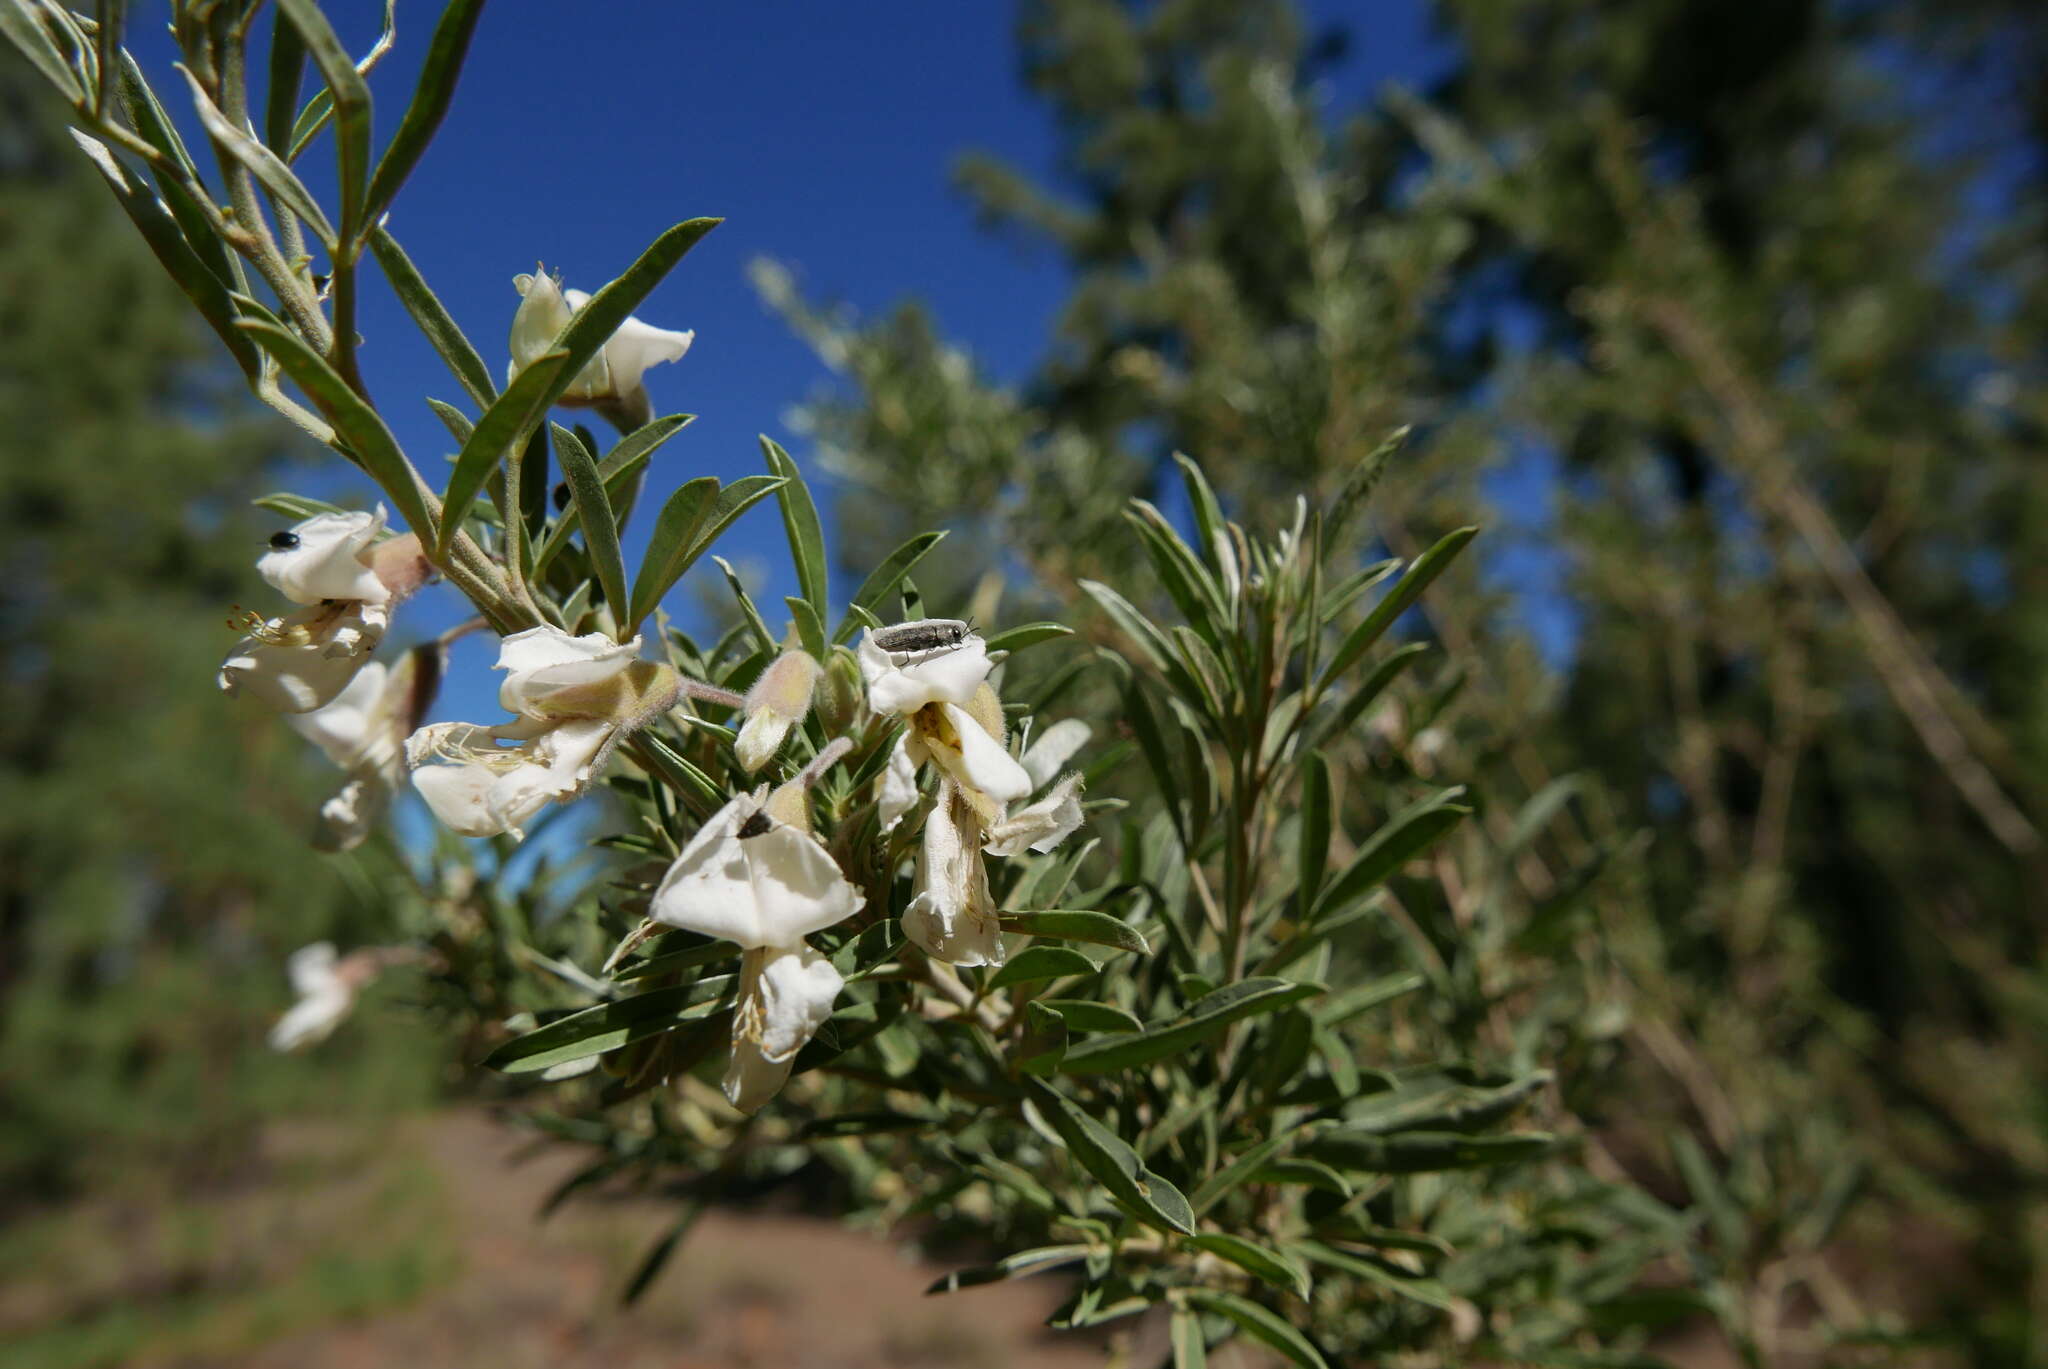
xmin=735 ymin=649 xmax=820 ymax=773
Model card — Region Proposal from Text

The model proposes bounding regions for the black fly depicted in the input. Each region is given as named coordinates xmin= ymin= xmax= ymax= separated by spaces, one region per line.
xmin=872 ymin=618 xmax=972 ymax=657
xmin=736 ymin=809 xmax=773 ymax=840
xmin=268 ymin=530 xmax=301 ymax=551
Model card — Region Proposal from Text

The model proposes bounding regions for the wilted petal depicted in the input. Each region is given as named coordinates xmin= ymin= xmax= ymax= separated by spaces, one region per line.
xmin=858 ymin=629 xmax=993 ymax=715
xmin=411 ymin=763 xmax=509 ymax=838
xmin=1020 ymin=718 xmax=1091 ymax=790
xmin=724 ymin=943 xmax=843 ymax=1114
xmin=565 ymin=288 xmax=695 ymax=399
xmin=984 ymin=773 xmax=1086 ymax=857
xmin=219 ymin=603 xmax=381 ymax=713
xmin=902 ymin=781 xmax=1005 ymax=967
xmin=287 ymin=662 xmax=386 ymax=768
xmin=314 ymin=776 xmax=382 ymax=852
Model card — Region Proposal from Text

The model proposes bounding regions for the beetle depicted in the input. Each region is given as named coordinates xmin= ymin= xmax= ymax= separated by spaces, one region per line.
xmin=268 ymin=530 xmax=301 ymax=551
xmin=871 ymin=617 xmax=974 ymax=663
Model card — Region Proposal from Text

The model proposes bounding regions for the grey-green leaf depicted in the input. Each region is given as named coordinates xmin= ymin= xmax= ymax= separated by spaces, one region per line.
xmin=1187 ymin=1234 xmax=1312 ymax=1300
xmin=1180 ymin=1289 xmax=1326 ymax=1369
xmin=1024 ymin=1078 xmax=1196 ymax=1235
xmin=553 ymin=421 xmax=629 ymax=624
xmin=1057 ymin=978 xmax=1324 ymax=1077
xmin=760 ymin=436 xmax=828 ymax=613
xmin=1000 ymin=910 xmax=1149 ymax=955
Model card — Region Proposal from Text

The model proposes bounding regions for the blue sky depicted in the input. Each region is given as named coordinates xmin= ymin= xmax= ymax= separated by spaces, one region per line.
xmin=135 ymin=2 xmax=1452 ymax=721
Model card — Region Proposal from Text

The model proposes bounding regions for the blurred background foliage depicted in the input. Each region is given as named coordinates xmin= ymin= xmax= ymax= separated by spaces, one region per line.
xmin=3 ymin=0 xmax=2045 ymax=1364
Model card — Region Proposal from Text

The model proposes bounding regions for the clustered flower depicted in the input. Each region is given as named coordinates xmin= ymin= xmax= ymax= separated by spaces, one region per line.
xmin=229 ymin=284 xmax=1087 ymax=1112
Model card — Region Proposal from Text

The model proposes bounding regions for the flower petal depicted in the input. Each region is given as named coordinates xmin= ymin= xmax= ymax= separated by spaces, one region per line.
xmin=286 ymin=662 xmax=387 ymax=767
xmin=877 ymin=733 xmax=919 ymax=832
xmin=258 ymin=508 xmax=388 ymax=605
xmin=902 ymin=782 xmax=1005 ymax=966
xmin=1020 ymin=718 xmax=1091 ymax=790
xmin=858 ymin=630 xmax=993 ymax=714
xmin=496 ymin=626 xmax=642 ymax=716
xmin=935 ymin=702 xmax=1032 ymax=804
xmin=984 ymin=773 xmax=1086 ymax=856
xmin=650 ymin=794 xmax=864 ymax=946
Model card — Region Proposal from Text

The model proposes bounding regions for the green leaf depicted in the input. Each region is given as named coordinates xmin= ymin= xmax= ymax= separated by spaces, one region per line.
xmin=619 ymin=1202 xmax=703 ymax=1307
xmin=364 ymin=0 xmax=487 ymax=221
xmin=236 ymin=320 xmax=433 ymax=536
xmin=1180 ymin=1290 xmax=1326 ymax=1369
xmin=1345 ymin=1070 xmax=1549 ymax=1135
xmin=532 ymin=432 xmax=671 ymax=580
xmin=481 ymin=978 xmax=733 ymax=1074
xmin=1170 ymin=1304 xmax=1208 ymax=1369
xmin=1 ymin=1 xmax=84 ymax=101
xmin=1506 ymin=775 xmax=1584 ymax=854
xmin=1187 ymin=1235 xmax=1312 ymax=1300
xmin=836 ymin=530 xmax=945 ymax=642
xmin=1318 ymin=526 xmax=1478 ymax=690
xmin=627 ymin=476 xmax=718 ymax=624
xmin=1036 ymin=999 xmax=1143 ymax=1034
xmin=1312 ymin=789 xmax=1470 ymax=923
xmin=1311 ymin=640 xmax=1430 ymax=749
xmin=426 ymin=397 xmax=474 ymax=443
xmin=712 ymin=556 xmax=777 ymax=653
xmin=1292 ymin=1241 xmax=1457 ymax=1312
xmin=115 ymin=57 xmax=241 ymax=291
xmin=68 ymin=132 xmax=260 ymax=379
xmin=1247 ymin=1158 xmax=1352 ymax=1196
xmin=368 ymin=224 xmax=495 ymax=408
xmin=799 ymin=1111 xmax=934 ymax=1139
xmin=1312 ymin=971 xmax=1425 ymax=1029
xmin=1297 ymin=751 xmax=1332 ymax=913
xmin=263 ymin=9 xmax=307 ymax=150
xmin=1001 ymin=910 xmax=1149 ymax=955
xmin=628 ymin=475 xmax=786 ymax=634
xmin=760 ymin=436 xmax=828 ymax=612
xmin=276 ymin=0 xmax=371 ymax=243
xmin=553 ymin=420 xmax=629 ymax=623
xmin=1024 ymin=1078 xmax=1196 ymax=1235
xmin=1079 ymin=579 xmax=1174 ymax=674
xmin=786 ymin=596 xmax=826 ymax=658
xmin=180 ymin=67 xmax=336 ymax=247
xmin=254 ymin=492 xmax=349 ymax=522
xmin=1306 ymin=1130 xmax=1555 ymax=1173
xmin=926 ymin=1245 xmax=1090 ymax=1295
xmin=983 ymin=621 xmax=1076 ymax=655
xmin=988 ymin=945 xmax=1097 ymax=989
xmin=439 ymin=350 xmax=570 ymax=551
xmin=602 ymin=413 xmax=695 ymax=479
xmin=1058 ymin=978 xmax=1324 ymax=1076
xmin=1173 ymin=453 xmax=1231 ymax=576
xmin=1190 ymin=1128 xmax=1309 ymax=1215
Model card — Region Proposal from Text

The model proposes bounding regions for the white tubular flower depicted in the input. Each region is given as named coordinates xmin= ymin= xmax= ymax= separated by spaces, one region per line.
xmin=903 ymin=779 xmax=1005 ymax=967
xmin=901 ymin=688 xmax=1032 ymax=817
xmin=257 ymin=508 xmax=390 ymax=606
xmin=877 ymin=733 xmax=919 ymax=833
xmin=724 ymin=943 xmax=845 ymax=1114
xmin=1020 ymin=718 xmax=1091 ymax=790
xmin=510 ymin=269 xmax=694 ymax=428
xmin=650 ymin=786 xmax=865 ymax=1113
xmin=984 ymin=773 xmax=1086 ymax=857
xmin=858 ymin=619 xmax=993 ymax=715
xmin=734 ymin=649 xmax=820 ymax=773
xmin=268 ymin=942 xmax=354 ymax=1051
xmin=288 ymin=649 xmax=437 ymax=851
xmin=221 ymin=511 xmax=433 ymax=714
xmin=408 ymin=627 xmax=676 ymax=841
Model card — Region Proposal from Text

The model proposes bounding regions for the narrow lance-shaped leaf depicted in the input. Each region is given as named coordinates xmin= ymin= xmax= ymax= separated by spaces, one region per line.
xmin=1186 ymin=1234 xmax=1312 ymax=1300
xmin=1312 ymin=787 xmax=1470 ymax=923
xmin=480 ymin=978 xmax=734 ymax=1074
xmin=1180 ymin=1290 xmax=1327 ymax=1369
xmin=236 ymin=320 xmax=435 ymax=537
xmin=1024 ymin=1078 xmax=1196 ymax=1235
xmin=553 ymin=421 xmax=630 ymax=624
xmin=1000 ymin=910 xmax=1149 ymax=955
xmin=180 ymin=67 xmax=337 ymax=247
xmin=627 ymin=475 xmax=785 ymax=634
xmin=263 ymin=10 xmax=307 ymax=149
xmin=1058 ymin=978 xmax=1324 ymax=1076
xmin=438 ymin=351 xmax=569 ymax=551
xmin=1318 ymin=526 xmax=1478 ymax=690
xmin=276 ymin=0 xmax=371 ymax=245
xmin=835 ymin=530 xmax=945 ymax=642
xmin=761 ymin=436 xmax=828 ymax=612
xmin=1297 ymin=751 xmax=1332 ymax=913
xmin=988 ymin=945 xmax=1099 ymax=989
xmin=364 ymin=0 xmax=489 ymax=220
xmin=69 ymin=132 xmax=260 ymax=378
xmin=368 ymin=224 xmax=496 ymax=409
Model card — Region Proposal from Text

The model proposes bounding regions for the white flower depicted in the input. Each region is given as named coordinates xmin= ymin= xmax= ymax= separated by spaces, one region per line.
xmin=905 ymin=698 xmax=1033 ymax=810
xmin=650 ymin=787 xmax=865 ymax=1113
xmin=408 ymin=627 xmax=674 ymax=841
xmin=257 ymin=508 xmax=390 ymax=605
xmin=858 ymin=620 xmax=994 ymax=716
xmin=903 ymin=779 xmax=1005 ymax=967
xmin=984 ymin=773 xmax=1086 ymax=857
xmin=1020 ymin=718 xmax=1091 ymax=790
xmin=734 ymin=649 xmax=820 ymax=773
xmin=219 ymin=601 xmax=387 ymax=712
xmin=268 ymin=942 xmax=354 ymax=1050
xmin=510 ymin=269 xmax=693 ymax=426
xmin=221 ymin=510 xmax=432 ymax=714
xmin=724 ymin=943 xmax=845 ymax=1114
xmin=288 ymin=649 xmax=436 ymax=850
xmin=649 ymin=789 xmax=865 ymax=948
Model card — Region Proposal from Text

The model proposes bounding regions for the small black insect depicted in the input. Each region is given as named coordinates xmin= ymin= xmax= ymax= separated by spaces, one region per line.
xmin=872 ymin=618 xmax=972 ymax=657
xmin=268 ymin=530 xmax=301 ymax=551
xmin=735 ymin=809 xmax=774 ymax=840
